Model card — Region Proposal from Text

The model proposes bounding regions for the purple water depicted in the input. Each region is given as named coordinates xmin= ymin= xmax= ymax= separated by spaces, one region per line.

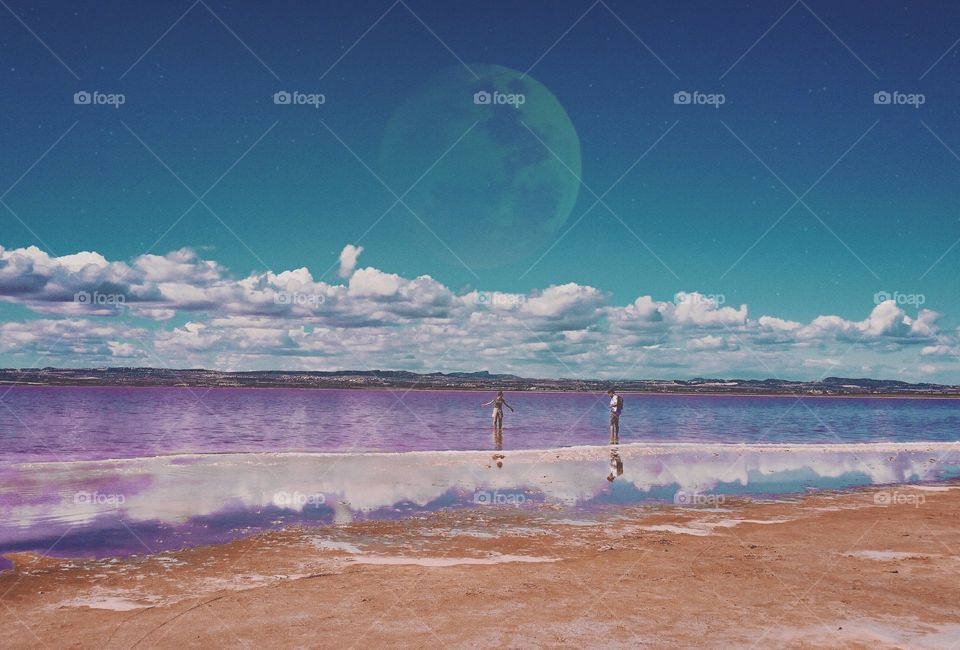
xmin=1 ymin=386 xmax=958 ymax=463
xmin=3 ymin=444 xmax=959 ymax=563
xmin=2 ymin=385 xmax=959 ymax=562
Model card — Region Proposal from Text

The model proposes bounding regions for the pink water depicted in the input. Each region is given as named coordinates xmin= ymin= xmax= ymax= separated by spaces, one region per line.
xmin=1 ymin=386 xmax=958 ymax=463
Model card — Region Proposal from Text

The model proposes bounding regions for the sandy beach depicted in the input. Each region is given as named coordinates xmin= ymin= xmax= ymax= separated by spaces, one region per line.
xmin=2 ymin=480 xmax=959 ymax=649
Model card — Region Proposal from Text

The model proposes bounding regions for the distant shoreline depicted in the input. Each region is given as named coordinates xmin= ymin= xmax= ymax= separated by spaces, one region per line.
xmin=2 ymin=381 xmax=960 ymax=399
xmin=2 ymin=367 xmax=958 ymax=398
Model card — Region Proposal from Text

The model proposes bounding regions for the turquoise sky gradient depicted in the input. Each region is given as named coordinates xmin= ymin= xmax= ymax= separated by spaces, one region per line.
xmin=1 ymin=1 xmax=959 ymax=379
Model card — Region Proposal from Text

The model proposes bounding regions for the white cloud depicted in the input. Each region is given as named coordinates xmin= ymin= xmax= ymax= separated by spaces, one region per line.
xmin=757 ymin=315 xmax=802 ymax=332
xmin=348 ymin=267 xmax=404 ymax=298
xmin=921 ymin=344 xmax=960 ymax=357
xmin=669 ymin=292 xmax=747 ymax=327
xmin=338 ymin=244 xmax=364 ymax=278
xmin=107 ymin=341 xmax=143 ymax=358
xmin=523 ymin=283 xmax=605 ymax=319
xmin=688 ymin=335 xmax=726 ymax=351
xmin=134 ymin=249 xmax=223 ymax=283
xmin=0 ymin=244 xmax=955 ymax=381
xmin=798 ymin=301 xmax=940 ymax=342
xmin=0 ymin=318 xmax=147 ymax=361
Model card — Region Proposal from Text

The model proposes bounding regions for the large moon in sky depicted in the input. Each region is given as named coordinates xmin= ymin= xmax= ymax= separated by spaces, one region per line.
xmin=379 ymin=64 xmax=582 ymax=270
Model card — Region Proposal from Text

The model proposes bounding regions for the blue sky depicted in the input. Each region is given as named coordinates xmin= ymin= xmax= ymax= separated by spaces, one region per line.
xmin=1 ymin=0 xmax=959 ymax=380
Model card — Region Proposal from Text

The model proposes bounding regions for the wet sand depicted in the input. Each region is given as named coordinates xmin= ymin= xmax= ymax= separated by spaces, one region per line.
xmin=2 ymin=482 xmax=959 ymax=649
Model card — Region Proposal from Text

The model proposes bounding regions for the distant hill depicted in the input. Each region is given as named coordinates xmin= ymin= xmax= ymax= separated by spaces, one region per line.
xmin=0 ymin=367 xmax=957 ymax=397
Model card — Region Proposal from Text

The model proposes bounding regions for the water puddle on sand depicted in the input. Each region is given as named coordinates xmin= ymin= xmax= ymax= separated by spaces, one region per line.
xmin=47 ymin=589 xmax=164 ymax=612
xmin=847 ymin=551 xmax=937 ymax=561
xmin=639 ymin=524 xmax=713 ymax=536
xmin=345 ymin=554 xmax=558 ymax=566
xmin=768 ymin=620 xmax=960 ymax=649
xmin=638 ymin=517 xmax=797 ymax=536
xmin=57 ymin=598 xmax=148 ymax=611
xmin=312 ymin=539 xmax=363 ymax=553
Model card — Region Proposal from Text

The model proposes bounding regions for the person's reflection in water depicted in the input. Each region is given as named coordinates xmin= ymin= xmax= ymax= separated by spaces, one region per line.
xmin=491 ymin=430 xmax=505 ymax=469
xmin=606 ymin=447 xmax=624 ymax=482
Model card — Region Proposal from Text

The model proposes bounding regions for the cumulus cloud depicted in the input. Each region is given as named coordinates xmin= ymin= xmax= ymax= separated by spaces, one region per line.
xmin=757 ymin=316 xmax=802 ymax=332
xmin=797 ymin=301 xmax=940 ymax=343
xmin=0 ymin=244 xmax=955 ymax=381
xmin=348 ymin=267 xmax=404 ymax=298
xmin=688 ymin=335 xmax=727 ymax=351
xmin=669 ymin=292 xmax=747 ymax=327
xmin=523 ymin=283 xmax=605 ymax=319
xmin=338 ymin=244 xmax=364 ymax=278
xmin=0 ymin=318 xmax=147 ymax=361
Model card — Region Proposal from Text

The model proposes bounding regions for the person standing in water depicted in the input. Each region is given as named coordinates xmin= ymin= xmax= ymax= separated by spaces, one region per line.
xmin=481 ymin=390 xmax=514 ymax=432
xmin=608 ymin=388 xmax=624 ymax=444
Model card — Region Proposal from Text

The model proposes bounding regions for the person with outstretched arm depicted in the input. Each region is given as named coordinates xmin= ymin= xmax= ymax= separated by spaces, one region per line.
xmin=607 ymin=388 xmax=623 ymax=444
xmin=481 ymin=390 xmax=514 ymax=432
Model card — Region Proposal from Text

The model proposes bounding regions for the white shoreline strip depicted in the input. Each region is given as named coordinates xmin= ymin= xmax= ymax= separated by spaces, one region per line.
xmin=7 ymin=441 xmax=959 ymax=470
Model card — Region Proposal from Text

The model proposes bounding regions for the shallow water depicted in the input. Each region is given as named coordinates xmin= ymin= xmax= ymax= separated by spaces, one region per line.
xmin=1 ymin=443 xmax=957 ymax=562
xmin=1 ymin=386 xmax=959 ymax=462
xmin=3 ymin=386 xmax=958 ymax=563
